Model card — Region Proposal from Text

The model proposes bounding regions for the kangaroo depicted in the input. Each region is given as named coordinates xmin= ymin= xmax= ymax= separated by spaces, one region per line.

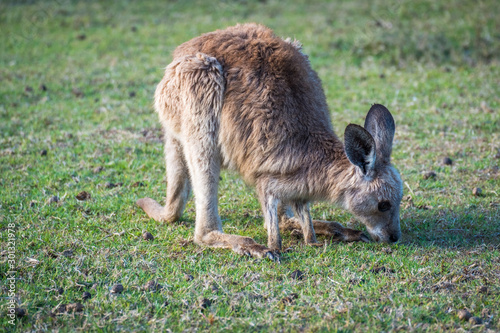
xmin=137 ymin=23 xmax=403 ymax=259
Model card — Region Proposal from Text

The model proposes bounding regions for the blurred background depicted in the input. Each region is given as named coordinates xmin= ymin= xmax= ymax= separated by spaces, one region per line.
xmin=1 ymin=0 xmax=499 ymax=126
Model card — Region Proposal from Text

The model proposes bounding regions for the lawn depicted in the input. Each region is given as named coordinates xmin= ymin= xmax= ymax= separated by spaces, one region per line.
xmin=1 ymin=0 xmax=499 ymax=331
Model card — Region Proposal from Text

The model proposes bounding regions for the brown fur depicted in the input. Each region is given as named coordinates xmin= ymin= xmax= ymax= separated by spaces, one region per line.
xmin=137 ymin=23 xmax=403 ymax=259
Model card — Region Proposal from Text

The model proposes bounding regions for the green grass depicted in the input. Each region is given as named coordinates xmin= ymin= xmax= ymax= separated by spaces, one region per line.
xmin=1 ymin=0 xmax=499 ymax=331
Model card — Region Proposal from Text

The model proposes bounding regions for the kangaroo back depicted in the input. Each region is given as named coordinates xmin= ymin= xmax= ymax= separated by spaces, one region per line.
xmin=154 ymin=53 xmax=225 ymax=141
xmin=172 ymin=23 xmax=334 ymax=182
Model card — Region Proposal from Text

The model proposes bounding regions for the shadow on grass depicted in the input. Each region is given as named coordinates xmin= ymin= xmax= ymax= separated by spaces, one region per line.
xmin=399 ymin=205 xmax=500 ymax=248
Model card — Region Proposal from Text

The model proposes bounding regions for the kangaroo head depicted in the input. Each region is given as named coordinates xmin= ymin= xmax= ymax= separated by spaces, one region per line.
xmin=343 ymin=104 xmax=403 ymax=243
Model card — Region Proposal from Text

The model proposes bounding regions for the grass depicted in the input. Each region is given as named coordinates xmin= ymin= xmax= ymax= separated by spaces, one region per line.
xmin=1 ymin=0 xmax=499 ymax=331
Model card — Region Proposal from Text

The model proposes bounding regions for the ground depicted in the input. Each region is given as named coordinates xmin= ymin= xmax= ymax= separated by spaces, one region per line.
xmin=0 ymin=0 xmax=499 ymax=331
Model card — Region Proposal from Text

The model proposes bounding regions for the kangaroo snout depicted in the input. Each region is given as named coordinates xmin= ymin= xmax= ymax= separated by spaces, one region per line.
xmin=367 ymin=226 xmax=401 ymax=243
xmin=389 ymin=232 xmax=400 ymax=243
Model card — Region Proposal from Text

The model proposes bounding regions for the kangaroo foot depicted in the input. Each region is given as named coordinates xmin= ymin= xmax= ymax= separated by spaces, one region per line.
xmin=197 ymin=231 xmax=278 ymax=261
xmin=233 ymin=242 xmax=277 ymax=260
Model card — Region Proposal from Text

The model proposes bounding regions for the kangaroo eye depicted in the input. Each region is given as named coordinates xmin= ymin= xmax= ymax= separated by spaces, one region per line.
xmin=378 ymin=201 xmax=391 ymax=212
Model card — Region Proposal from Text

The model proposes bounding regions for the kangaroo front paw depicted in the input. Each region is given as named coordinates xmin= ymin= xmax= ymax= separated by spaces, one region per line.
xmin=334 ymin=225 xmax=370 ymax=242
xmin=334 ymin=228 xmax=371 ymax=242
xmin=350 ymin=231 xmax=371 ymax=243
xmin=312 ymin=220 xmax=371 ymax=243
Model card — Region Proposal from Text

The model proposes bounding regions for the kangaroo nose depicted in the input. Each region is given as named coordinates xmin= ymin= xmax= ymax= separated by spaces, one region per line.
xmin=389 ymin=233 xmax=399 ymax=243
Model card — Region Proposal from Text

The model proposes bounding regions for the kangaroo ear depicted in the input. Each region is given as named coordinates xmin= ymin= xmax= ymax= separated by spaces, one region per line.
xmin=344 ymin=124 xmax=376 ymax=175
xmin=364 ymin=104 xmax=395 ymax=164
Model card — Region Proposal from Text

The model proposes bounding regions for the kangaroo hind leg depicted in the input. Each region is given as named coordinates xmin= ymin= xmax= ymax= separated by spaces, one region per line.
xmin=171 ymin=53 xmax=274 ymax=259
